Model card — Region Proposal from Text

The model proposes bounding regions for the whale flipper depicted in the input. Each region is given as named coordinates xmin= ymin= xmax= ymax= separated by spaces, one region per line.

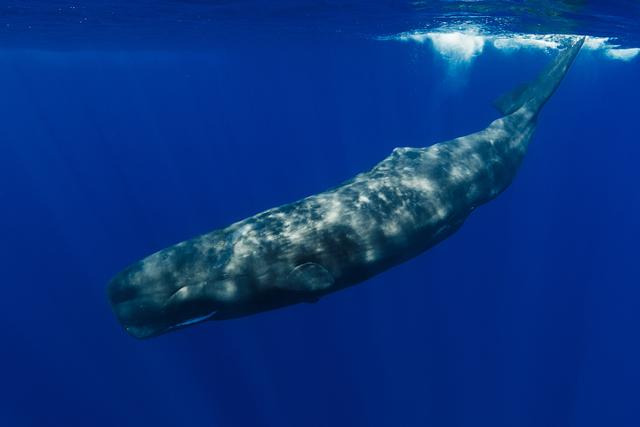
xmin=284 ymin=262 xmax=334 ymax=293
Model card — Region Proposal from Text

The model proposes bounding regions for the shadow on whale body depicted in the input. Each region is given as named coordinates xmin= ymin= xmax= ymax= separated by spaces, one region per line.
xmin=108 ymin=38 xmax=585 ymax=339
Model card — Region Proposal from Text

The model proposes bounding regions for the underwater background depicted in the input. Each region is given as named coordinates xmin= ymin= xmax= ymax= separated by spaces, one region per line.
xmin=1 ymin=1 xmax=640 ymax=426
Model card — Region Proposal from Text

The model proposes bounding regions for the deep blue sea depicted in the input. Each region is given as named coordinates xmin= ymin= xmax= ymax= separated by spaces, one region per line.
xmin=2 ymin=1 xmax=640 ymax=426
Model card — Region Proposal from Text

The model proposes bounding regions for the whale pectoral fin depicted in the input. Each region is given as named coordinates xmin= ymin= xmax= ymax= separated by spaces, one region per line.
xmin=284 ymin=262 xmax=334 ymax=294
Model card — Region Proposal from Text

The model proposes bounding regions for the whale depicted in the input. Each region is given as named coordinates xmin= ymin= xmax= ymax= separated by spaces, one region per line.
xmin=108 ymin=38 xmax=584 ymax=339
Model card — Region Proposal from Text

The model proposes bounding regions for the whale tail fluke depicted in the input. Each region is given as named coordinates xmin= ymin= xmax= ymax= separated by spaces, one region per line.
xmin=494 ymin=37 xmax=585 ymax=117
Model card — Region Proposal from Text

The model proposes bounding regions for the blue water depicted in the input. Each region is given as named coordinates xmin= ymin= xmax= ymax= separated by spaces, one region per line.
xmin=1 ymin=2 xmax=640 ymax=426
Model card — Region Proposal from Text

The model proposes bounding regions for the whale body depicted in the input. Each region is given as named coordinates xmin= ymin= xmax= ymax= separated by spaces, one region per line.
xmin=108 ymin=39 xmax=584 ymax=339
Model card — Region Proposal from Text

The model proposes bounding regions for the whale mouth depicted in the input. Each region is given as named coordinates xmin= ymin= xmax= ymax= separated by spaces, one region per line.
xmin=107 ymin=267 xmax=219 ymax=339
xmin=108 ymin=286 xmax=219 ymax=339
xmin=166 ymin=310 xmax=218 ymax=331
xmin=121 ymin=311 xmax=219 ymax=339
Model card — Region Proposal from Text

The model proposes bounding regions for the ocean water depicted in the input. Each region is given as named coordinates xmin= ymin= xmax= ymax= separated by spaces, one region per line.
xmin=1 ymin=2 xmax=640 ymax=426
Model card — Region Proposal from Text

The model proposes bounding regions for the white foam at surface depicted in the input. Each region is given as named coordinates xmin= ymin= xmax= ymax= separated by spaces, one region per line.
xmin=605 ymin=48 xmax=640 ymax=61
xmin=583 ymin=36 xmax=611 ymax=50
xmin=492 ymin=34 xmax=562 ymax=51
xmin=426 ymin=32 xmax=486 ymax=62
xmin=387 ymin=28 xmax=638 ymax=63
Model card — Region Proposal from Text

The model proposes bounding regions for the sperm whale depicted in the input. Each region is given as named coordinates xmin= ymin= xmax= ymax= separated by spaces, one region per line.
xmin=108 ymin=38 xmax=584 ymax=339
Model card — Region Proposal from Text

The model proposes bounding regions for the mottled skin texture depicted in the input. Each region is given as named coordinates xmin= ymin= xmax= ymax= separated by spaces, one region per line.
xmin=108 ymin=39 xmax=583 ymax=339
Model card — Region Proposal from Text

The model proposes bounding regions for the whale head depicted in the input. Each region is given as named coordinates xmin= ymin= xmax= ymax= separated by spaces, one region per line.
xmin=107 ymin=233 xmax=243 ymax=339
